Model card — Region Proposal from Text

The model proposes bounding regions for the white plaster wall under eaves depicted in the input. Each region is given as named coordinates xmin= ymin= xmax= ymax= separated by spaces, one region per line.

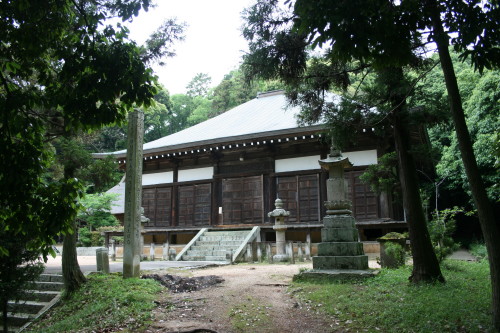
xmin=275 ymin=150 xmax=378 ymax=173
xmin=178 ymin=167 xmax=214 ymax=182
xmin=142 ymin=171 xmax=174 ymax=186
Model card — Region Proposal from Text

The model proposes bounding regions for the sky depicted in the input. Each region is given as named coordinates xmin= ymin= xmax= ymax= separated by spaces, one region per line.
xmin=126 ymin=0 xmax=254 ymax=95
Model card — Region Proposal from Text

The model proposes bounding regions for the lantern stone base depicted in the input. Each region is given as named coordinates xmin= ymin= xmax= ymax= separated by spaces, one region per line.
xmin=313 ymin=255 xmax=369 ymax=270
xmin=317 ymin=242 xmax=364 ymax=256
xmin=293 ymin=268 xmax=378 ymax=282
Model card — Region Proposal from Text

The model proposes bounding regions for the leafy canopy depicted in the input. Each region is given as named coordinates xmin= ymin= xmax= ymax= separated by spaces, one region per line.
xmin=0 ymin=0 xmax=184 ymax=257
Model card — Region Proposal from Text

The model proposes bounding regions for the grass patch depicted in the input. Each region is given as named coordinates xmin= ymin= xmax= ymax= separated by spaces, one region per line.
xmin=228 ymin=296 xmax=273 ymax=332
xmin=292 ymin=260 xmax=493 ymax=332
xmin=27 ymin=273 xmax=163 ymax=333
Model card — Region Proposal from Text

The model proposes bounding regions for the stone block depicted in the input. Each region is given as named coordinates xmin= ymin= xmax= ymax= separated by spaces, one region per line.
xmin=317 ymin=242 xmax=364 ymax=256
xmin=312 ymin=255 xmax=369 ymax=270
xmin=321 ymin=228 xmax=358 ymax=242
xmin=323 ymin=216 xmax=356 ymax=228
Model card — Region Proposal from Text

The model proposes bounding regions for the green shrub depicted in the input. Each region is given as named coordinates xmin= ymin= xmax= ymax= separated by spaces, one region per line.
xmin=470 ymin=242 xmax=488 ymax=261
xmin=384 ymin=242 xmax=406 ymax=267
xmin=78 ymin=228 xmax=103 ymax=247
xmin=78 ymin=227 xmax=92 ymax=247
xmin=428 ymin=207 xmax=468 ymax=262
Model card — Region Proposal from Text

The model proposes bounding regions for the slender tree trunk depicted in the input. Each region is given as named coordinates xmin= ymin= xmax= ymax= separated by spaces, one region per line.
xmin=393 ymin=111 xmax=444 ymax=283
xmin=62 ymin=156 xmax=86 ymax=294
xmin=428 ymin=0 xmax=500 ymax=328
xmin=62 ymin=220 xmax=86 ymax=294
xmin=387 ymin=67 xmax=444 ymax=283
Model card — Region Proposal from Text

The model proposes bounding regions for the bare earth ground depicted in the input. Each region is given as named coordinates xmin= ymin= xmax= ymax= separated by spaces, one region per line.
xmin=142 ymin=263 xmax=343 ymax=333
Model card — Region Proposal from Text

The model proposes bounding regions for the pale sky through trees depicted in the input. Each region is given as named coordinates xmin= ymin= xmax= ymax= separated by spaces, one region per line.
xmin=127 ymin=0 xmax=254 ymax=95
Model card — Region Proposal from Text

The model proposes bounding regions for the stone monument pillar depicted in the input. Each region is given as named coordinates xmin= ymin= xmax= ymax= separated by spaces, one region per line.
xmin=268 ymin=198 xmax=290 ymax=262
xmin=312 ymin=146 xmax=369 ymax=270
xmin=123 ymin=110 xmax=145 ymax=278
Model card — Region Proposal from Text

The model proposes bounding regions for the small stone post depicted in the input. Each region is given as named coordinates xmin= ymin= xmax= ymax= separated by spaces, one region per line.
xmin=123 ymin=110 xmax=145 ymax=278
xmin=287 ymin=242 xmax=295 ymax=264
xmin=266 ymin=243 xmax=273 ymax=263
xmin=305 ymin=232 xmax=312 ymax=260
xmin=257 ymin=243 xmax=263 ymax=262
xmin=149 ymin=243 xmax=155 ymax=261
xmin=168 ymin=248 xmax=177 ymax=261
xmin=110 ymin=239 xmax=116 ymax=262
xmin=268 ymin=198 xmax=290 ymax=262
xmin=162 ymin=242 xmax=169 ymax=260
xmin=297 ymin=242 xmax=304 ymax=262
xmin=96 ymin=248 xmax=110 ymax=274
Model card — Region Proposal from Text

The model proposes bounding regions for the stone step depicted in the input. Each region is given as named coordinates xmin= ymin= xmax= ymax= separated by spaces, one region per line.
xmin=200 ymin=235 xmax=247 ymax=242
xmin=23 ymin=290 xmax=60 ymax=302
xmin=34 ymin=281 xmax=64 ymax=292
xmin=204 ymin=255 xmax=228 ymax=261
xmin=182 ymin=254 xmax=228 ymax=261
xmin=190 ymin=244 xmax=240 ymax=251
xmin=180 ymin=229 xmax=253 ymax=261
xmin=204 ymin=230 xmax=250 ymax=236
xmin=195 ymin=240 xmax=243 ymax=247
xmin=37 ymin=274 xmax=64 ymax=283
xmin=187 ymin=250 xmax=234 ymax=257
xmin=7 ymin=300 xmax=47 ymax=314
xmin=0 ymin=313 xmax=32 ymax=327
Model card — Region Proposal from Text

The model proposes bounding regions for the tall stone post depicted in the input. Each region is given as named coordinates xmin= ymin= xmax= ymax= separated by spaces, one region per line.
xmin=123 ymin=110 xmax=145 ymax=278
xmin=268 ymin=198 xmax=290 ymax=262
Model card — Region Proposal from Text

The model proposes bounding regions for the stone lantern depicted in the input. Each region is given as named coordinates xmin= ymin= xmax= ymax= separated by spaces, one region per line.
xmin=312 ymin=146 xmax=369 ymax=271
xmin=268 ymin=198 xmax=290 ymax=262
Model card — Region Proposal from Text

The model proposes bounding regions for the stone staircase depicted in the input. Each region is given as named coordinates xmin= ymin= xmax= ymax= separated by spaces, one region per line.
xmin=180 ymin=229 xmax=258 ymax=262
xmin=1 ymin=274 xmax=63 ymax=333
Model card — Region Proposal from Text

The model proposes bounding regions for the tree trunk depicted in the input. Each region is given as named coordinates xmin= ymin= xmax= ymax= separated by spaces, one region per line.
xmin=428 ymin=0 xmax=500 ymax=328
xmin=387 ymin=67 xmax=444 ymax=283
xmin=62 ymin=158 xmax=86 ymax=294
xmin=393 ymin=110 xmax=444 ymax=283
xmin=2 ymin=299 xmax=8 ymax=333
xmin=62 ymin=220 xmax=86 ymax=295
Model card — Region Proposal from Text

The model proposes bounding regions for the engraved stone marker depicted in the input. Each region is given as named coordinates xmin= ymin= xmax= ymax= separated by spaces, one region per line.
xmin=123 ymin=110 xmax=145 ymax=278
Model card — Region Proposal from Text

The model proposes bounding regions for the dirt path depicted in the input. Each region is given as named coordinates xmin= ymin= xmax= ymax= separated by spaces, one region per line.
xmin=144 ymin=263 xmax=341 ymax=333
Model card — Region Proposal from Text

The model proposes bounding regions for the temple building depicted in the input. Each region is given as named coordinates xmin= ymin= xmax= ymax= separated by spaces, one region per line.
xmin=98 ymin=90 xmax=407 ymax=248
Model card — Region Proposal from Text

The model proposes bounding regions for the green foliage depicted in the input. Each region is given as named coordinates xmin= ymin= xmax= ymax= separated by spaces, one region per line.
xmin=428 ymin=207 xmax=469 ymax=262
xmin=379 ymin=232 xmax=408 ymax=240
xmin=186 ymin=73 xmax=212 ymax=97
xmin=434 ymin=69 xmax=500 ymax=203
xmin=26 ymin=273 xmax=162 ymax=333
xmin=293 ymin=260 xmax=493 ymax=332
xmin=470 ymin=242 xmax=488 ymax=261
xmin=0 ymin=0 xmax=183 ymax=258
xmin=383 ymin=242 xmax=407 ymax=268
xmin=360 ymin=152 xmax=399 ymax=195
xmin=77 ymin=228 xmax=103 ymax=247
xmin=77 ymin=193 xmax=119 ymax=236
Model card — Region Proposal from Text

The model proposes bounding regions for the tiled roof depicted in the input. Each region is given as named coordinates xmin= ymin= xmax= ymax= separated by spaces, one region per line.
xmin=96 ymin=90 xmax=323 ymax=158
